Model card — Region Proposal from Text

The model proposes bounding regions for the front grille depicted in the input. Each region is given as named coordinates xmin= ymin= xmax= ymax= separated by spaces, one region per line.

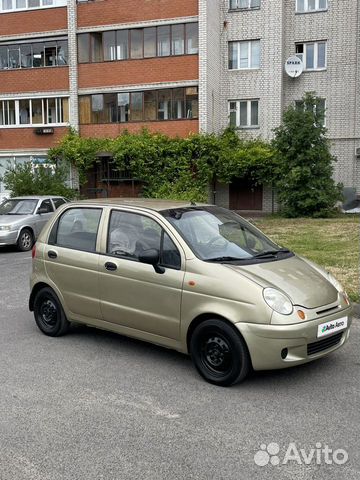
xmin=316 ymin=305 xmax=339 ymax=316
xmin=307 ymin=332 xmax=343 ymax=356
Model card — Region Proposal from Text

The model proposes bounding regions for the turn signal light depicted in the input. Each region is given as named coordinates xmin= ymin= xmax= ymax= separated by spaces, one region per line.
xmin=31 ymin=244 xmax=36 ymax=259
xmin=297 ymin=310 xmax=306 ymax=320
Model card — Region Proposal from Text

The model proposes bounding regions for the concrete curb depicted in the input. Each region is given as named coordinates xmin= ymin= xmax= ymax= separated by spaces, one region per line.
xmin=353 ymin=303 xmax=360 ymax=317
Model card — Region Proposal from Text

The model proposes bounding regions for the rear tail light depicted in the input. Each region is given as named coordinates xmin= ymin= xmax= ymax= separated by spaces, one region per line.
xmin=31 ymin=243 xmax=36 ymax=259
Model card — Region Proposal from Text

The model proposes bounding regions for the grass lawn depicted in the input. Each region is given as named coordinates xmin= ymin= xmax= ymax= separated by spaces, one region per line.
xmin=251 ymin=215 xmax=360 ymax=302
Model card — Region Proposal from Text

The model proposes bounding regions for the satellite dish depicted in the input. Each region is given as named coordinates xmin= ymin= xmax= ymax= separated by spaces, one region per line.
xmin=285 ymin=56 xmax=304 ymax=78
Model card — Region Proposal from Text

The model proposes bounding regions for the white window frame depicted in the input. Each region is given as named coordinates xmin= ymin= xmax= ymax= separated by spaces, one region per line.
xmin=0 ymin=0 xmax=66 ymax=13
xmin=295 ymin=41 xmax=327 ymax=71
xmin=229 ymin=0 xmax=261 ymax=10
xmin=229 ymin=40 xmax=260 ymax=70
xmin=0 ymin=95 xmax=69 ymax=128
xmin=296 ymin=0 xmax=328 ymax=13
xmin=228 ymin=99 xmax=259 ymax=128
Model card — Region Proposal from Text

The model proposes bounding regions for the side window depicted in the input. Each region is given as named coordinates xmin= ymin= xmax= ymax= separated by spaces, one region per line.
xmin=52 ymin=197 xmax=66 ymax=209
xmin=50 ymin=208 xmax=102 ymax=252
xmin=107 ymin=210 xmax=181 ymax=269
xmin=39 ymin=199 xmax=54 ymax=213
xmin=161 ymin=232 xmax=181 ymax=269
xmin=107 ymin=210 xmax=161 ymax=258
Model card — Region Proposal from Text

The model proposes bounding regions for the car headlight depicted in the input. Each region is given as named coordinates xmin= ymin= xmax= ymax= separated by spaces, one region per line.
xmin=0 ymin=225 xmax=12 ymax=231
xmin=263 ymin=288 xmax=293 ymax=315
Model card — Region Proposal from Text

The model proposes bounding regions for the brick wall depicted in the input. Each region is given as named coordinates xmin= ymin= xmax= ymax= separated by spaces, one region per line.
xmin=77 ymin=0 xmax=198 ymax=28
xmin=80 ymin=120 xmax=199 ymax=138
xmin=78 ymin=56 xmax=198 ymax=89
xmin=0 ymin=7 xmax=67 ymax=37
xmin=0 ymin=67 xmax=69 ymax=95
xmin=0 ymin=127 xmax=68 ymax=150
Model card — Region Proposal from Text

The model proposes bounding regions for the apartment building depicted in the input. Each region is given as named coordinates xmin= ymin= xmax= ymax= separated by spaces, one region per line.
xmin=0 ymin=0 xmax=359 ymax=210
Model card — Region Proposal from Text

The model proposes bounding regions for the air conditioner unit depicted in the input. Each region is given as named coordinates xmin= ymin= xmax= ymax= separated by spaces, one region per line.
xmin=356 ymin=147 xmax=360 ymax=158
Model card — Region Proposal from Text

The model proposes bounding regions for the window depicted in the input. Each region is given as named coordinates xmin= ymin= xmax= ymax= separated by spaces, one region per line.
xmin=0 ymin=38 xmax=68 ymax=70
xmin=0 ymin=0 xmax=61 ymax=12
xmin=230 ymin=0 xmax=261 ymax=9
xmin=229 ymin=40 xmax=260 ymax=69
xmin=185 ymin=23 xmax=198 ymax=54
xmin=130 ymin=30 xmax=143 ymax=59
xmin=157 ymin=26 xmax=170 ymax=57
xmin=78 ymin=34 xmax=90 ymax=63
xmin=229 ymin=100 xmax=259 ymax=128
xmin=107 ymin=210 xmax=181 ymax=269
xmin=171 ymin=24 xmax=185 ymax=55
xmin=77 ymin=23 xmax=198 ymax=63
xmin=116 ymin=30 xmax=129 ymax=60
xmin=79 ymin=87 xmax=198 ymax=124
xmin=158 ymin=90 xmax=172 ymax=120
xmin=144 ymin=27 xmax=156 ymax=58
xmin=144 ymin=91 xmax=157 ymax=121
xmin=296 ymin=0 xmax=327 ymax=12
xmin=52 ymin=197 xmax=66 ymax=209
xmin=130 ymin=92 xmax=143 ymax=121
xmin=103 ymin=30 xmax=116 ymax=61
xmin=38 ymin=199 xmax=54 ymax=213
xmin=91 ymin=33 xmax=103 ymax=63
xmin=52 ymin=208 xmax=102 ymax=253
xmin=0 ymin=100 xmax=16 ymax=125
xmin=296 ymin=41 xmax=326 ymax=70
xmin=0 ymin=97 xmax=69 ymax=127
xmin=295 ymin=98 xmax=326 ymax=126
xmin=117 ymin=93 xmax=129 ymax=122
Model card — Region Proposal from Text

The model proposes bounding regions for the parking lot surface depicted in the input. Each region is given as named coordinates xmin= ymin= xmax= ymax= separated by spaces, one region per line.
xmin=0 ymin=248 xmax=359 ymax=480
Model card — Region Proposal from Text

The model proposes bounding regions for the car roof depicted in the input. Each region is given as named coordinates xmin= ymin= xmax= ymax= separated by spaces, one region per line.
xmin=70 ymin=198 xmax=210 ymax=212
xmin=11 ymin=196 xmax=64 ymax=200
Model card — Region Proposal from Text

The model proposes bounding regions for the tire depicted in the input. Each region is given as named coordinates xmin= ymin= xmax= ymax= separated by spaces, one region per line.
xmin=17 ymin=228 xmax=34 ymax=252
xmin=190 ymin=319 xmax=250 ymax=387
xmin=33 ymin=287 xmax=70 ymax=337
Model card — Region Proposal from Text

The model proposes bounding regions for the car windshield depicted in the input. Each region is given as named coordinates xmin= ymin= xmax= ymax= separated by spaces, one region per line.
xmin=162 ymin=206 xmax=292 ymax=262
xmin=0 ymin=199 xmax=38 ymax=215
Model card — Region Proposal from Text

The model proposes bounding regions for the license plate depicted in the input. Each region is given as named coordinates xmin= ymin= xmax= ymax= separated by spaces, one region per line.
xmin=317 ymin=317 xmax=348 ymax=338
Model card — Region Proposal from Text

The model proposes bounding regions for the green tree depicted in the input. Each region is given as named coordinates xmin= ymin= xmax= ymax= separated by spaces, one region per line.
xmin=1 ymin=162 xmax=77 ymax=198
xmin=272 ymin=93 xmax=342 ymax=217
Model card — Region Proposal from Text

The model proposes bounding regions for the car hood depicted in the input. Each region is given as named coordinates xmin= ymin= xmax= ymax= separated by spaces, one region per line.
xmin=0 ymin=214 xmax=31 ymax=226
xmin=225 ymin=255 xmax=338 ymax=309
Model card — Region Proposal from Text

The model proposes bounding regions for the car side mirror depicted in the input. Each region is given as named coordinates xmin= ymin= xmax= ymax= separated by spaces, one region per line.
xmin=138 ymin=248 xmax=165 ymax=274
xmin=37 ymin=207 xmax=48 ymax=215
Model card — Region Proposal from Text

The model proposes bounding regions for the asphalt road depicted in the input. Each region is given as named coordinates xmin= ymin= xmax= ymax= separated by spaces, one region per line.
xmin=0 ymin=248 xmax=359 ymax=480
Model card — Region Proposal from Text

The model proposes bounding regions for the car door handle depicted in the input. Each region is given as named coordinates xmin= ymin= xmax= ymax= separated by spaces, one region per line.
xmin=105 ymin=262 xmax=117 ymax=272
xmin=48 ymin=250 xmax=57 ymax=259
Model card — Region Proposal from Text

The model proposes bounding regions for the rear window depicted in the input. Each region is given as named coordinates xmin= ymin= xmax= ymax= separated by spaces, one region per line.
xmin=49 ymin=208 xmax=102 ymax=252
xmin=52 ymin=197 xmax=67 ymax=209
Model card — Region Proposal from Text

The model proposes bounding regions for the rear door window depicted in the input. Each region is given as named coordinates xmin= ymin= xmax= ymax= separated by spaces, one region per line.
xmin=52 ymin=197 xmax=67 ymax=209
xmin=49 ymin=208 xmax=102 ymax=252
xmin=39 ymin=199 xmax=54 ymax=213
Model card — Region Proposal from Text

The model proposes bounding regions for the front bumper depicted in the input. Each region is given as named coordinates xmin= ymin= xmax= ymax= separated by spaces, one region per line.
xmin=236 ymin=306 xmax=352 ymax=370
xmin=0 ymin=230 xmax=18 ymax=246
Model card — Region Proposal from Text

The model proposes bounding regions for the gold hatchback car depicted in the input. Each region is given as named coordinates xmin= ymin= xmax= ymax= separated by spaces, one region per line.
xmin=29 ymin=199 xmax=352 ymax=386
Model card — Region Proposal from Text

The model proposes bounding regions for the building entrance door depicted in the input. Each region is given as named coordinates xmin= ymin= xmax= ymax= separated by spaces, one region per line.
xmin=229 ymin=178 xmax=263 ymax=210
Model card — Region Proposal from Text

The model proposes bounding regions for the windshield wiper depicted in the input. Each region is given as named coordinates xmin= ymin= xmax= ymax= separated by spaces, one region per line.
xmin=206 ymin=256 xmax=246 ymax=263
xmin=253 ymin=248 xmax=290 ymax=258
